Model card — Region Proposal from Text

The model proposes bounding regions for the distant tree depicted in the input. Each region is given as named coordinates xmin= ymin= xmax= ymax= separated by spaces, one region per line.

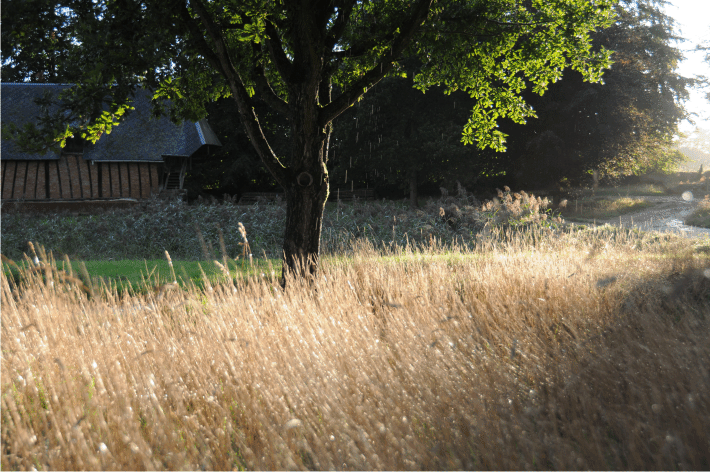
xmin=676 ymin=127 xmax=710 ymax=171
xmin=701 ymin=32 xmax=710 ymax=103
xmin=3 ymin=0 xmax=615 ymax=280
xmin=2 ymin=0 xmax=88 ymax=83
xmin=500 ymin=0 xmax=693 ymax=188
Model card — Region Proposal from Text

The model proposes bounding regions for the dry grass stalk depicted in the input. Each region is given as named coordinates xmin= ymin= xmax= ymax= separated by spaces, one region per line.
xmin=236 ymin=222 xmax=253 ymax=266
xmin=2 ymin=234 xmax=709 ymax=470
xmin=194 ymin=222 xmax=211 ymax=261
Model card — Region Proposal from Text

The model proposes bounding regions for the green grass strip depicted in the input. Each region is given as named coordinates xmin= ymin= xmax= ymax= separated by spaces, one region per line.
xmin=3 ymin=258 xmax=282 ymax=294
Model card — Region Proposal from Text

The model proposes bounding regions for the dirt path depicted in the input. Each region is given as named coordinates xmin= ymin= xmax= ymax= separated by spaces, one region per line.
xmin=597 ymin=195 xmax=710 ymax=238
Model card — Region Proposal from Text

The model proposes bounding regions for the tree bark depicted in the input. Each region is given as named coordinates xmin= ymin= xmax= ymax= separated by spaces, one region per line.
xmin=409 ymin=169 xmax=419 ymax=208
xmin=281 ymin=82 xmax=331 ymax=283
xmin=282 ymin=170 xmax=329 ymax=281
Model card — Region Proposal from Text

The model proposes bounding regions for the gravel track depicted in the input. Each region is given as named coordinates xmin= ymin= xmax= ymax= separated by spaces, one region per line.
xmin=597 ymin=195 xmax=710 ymax=238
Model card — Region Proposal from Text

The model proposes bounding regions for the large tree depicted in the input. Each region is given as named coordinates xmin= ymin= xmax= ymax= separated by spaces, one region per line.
xmin=3 ymin=0 xmax=615 ymax=280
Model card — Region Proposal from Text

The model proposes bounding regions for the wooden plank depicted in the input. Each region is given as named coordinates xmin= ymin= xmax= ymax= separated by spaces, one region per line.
xmin=108 ymin=163 xmax=119 ymax=197
xmin=2 ymin=161 xmax=17 ymax=200
xmin=150 ymin=164 xmax=160 ymax=195
xmin=12 ymin=161 xmax=27 ymax=199
xmin=104 ymin=163 xmax=115 ymax=197
xmin=48 ymin=161 xmax=62 ymax=199
xmin=119 ymin=163 xmax=130 ymax=198
xmin=64 ymin=154 xmax=81 ymax=198
xmin=24 ymin=162 xmax=38 ymax=199
xmin=139 ymin=164 xmax=151 ymax=198
xmin=104 ymin=163 xmax=113 ymax=197
xmin=128 ymin=163 xmax=140 ymax=199
xmin=0 ymin=161 xmax=6 ymax=200
xmin=76 ymin=155 xmax=92 ymax=198
xmin=38 ymin=161 xmax=48 ymax=199
xmin=0 ymin=162 xmax=5 ymax=200
xmin=58 ymin=155 xmax=73 ymax=198
xmin=89 ymin=160 xmax=99 ymax=198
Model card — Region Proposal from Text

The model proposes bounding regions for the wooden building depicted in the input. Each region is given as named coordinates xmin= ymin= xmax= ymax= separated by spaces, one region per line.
xmin=1 ymin=83 xmax=221 ymax=207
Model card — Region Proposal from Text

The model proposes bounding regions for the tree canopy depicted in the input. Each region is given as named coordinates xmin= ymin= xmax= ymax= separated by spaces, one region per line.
xmin=498 ymin=0 xmax=693 ymax=188
xmin=3 ymin=0 xmax=616 ymax=279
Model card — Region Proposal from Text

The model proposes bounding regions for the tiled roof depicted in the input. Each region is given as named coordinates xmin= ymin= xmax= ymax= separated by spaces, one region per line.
xmin=1 ymin=83 xmax=71 ymax=160
xmin=1 ymin=83 xmax=221 ymax=162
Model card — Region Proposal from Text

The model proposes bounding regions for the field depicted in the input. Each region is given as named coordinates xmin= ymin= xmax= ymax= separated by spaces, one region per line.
xmin=2 ymin=189 xmax=710 ymax=469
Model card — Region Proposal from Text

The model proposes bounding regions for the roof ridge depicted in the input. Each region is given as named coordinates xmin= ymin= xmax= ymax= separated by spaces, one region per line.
xmin=195 ymin=121 xmax=206 ymax=145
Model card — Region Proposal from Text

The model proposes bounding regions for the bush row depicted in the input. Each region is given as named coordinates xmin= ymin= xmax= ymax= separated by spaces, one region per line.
xmin=1 ymin=188 xmax=563 ymax=261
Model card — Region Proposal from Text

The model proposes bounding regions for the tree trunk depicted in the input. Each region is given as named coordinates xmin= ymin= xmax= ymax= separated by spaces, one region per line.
xmin=409 ymin=169 xmax=418 ymax=208
xmin=281 ymin=165 xmax=329 ymax=282
xmin=281 ymin=86 xmax=331 ymax=283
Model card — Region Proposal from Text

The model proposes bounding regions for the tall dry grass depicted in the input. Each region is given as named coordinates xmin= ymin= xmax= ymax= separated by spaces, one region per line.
xmin=2 ymin=229 xmax=710 ymax=470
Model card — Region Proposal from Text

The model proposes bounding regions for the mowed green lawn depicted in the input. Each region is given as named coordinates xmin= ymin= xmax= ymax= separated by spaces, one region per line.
xmin=2 ymin=250 xmax=512 ymax=295
xmin=3 ymin=257 xmax=282 ymax=294
xmin=4 ymin=251 xmax=489 ymax=293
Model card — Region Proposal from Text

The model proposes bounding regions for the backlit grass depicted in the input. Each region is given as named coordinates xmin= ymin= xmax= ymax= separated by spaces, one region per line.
xmin=560 ymin=196 xmax=653 ymax=221
xmin=685 ymin=196 xmax=710 ymax=229
xmin=584 ymin=183 xmax=668 ymax=197
xmin=3 ymin=227 xmax=710 ymax=470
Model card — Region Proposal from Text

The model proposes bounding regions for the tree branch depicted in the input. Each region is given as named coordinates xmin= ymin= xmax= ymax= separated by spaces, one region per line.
xmin=330 ymin=31 xmax=398 ymax=59
xmin=250 ymin=42 xmax=291 ymax=117
xmin=324 ymin=0 xmax=357 ymax=52
xmin=264 ymin=19 xmax=293 ymax=83
xmin=484 ymin=18 xmax=553 ymax=27
xmin=319 ymin=0 xmax=434 ymax=126
xmin=178 ymin=4 xmax=223 ymax=71
xmin=187 ymin=0 xmax=288 ymax=186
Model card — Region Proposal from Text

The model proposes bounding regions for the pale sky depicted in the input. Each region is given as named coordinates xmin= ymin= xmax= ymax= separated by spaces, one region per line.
xmin=664 ymin=0 xmax=710 ymax=134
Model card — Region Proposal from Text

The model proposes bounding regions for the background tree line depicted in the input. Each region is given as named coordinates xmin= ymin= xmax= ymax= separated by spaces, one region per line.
xmin=4 ymin=0 xmax=690 ymax=202
xmin=181 ymin=0 xmax=695 ymax=203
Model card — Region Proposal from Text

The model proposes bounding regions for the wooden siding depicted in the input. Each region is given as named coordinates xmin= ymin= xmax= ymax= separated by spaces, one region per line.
xmin=37 ymin=162 xmax=47 ymax=199
xmin=24 ymin=162 xmax=39 ymax=200
xmin=139 ymin=164 xmax=151 ymax=198
xmin=1 ymin=155 xmax=161 ymax=200
xmin=150 ymin=165 xmax=160 ymax=193
xmin=118 ymin=163 xmax=130 ymax=197
xmin=89 ymin=160 xmax=99 ymax=198
xmin=58 ymin=157 xmax=72 ymax=198
xmin=14 ymin=161 xmax=28 ymax=200
xmin=128 ymin=163 xmax=140 ymax=199
xmin=48 ymin=161 xmax=61 ymax=199
xmin=2 ymin=161 xmax=16 ymax=200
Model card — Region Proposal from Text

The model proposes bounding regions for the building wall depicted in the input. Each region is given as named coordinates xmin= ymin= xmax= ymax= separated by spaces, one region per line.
xmin=1 ymin=154 xmax=161 ymax=200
